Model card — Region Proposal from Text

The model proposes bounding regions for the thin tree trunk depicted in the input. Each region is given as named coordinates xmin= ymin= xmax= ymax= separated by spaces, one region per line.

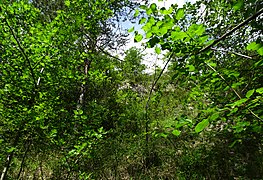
xmin=1 ymin=132 xmax=21 ymax=180
xmin=1 ymin=154 xmax=13 ymax=180
xmin=77 ymin=59 xmax=91 ymax=110
xmin=16 ymin=141 xmax=31 ymax=179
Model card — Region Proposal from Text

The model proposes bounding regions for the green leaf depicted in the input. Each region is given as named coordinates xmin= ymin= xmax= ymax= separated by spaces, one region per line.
xmin=227 ymin=107 xmax=238 ymax=116
xmin=209 ymin=62 xmax=217 ymax=67
xmin=128 ymin=27 xmax=134 ymax=33
xmin=186 ymin=64 xmax=195 ymax=71
xmin=246 ymin=89 xmax=255 ymax=98
xmin=148 ymin=17 xmax=156 ymax=25
xmin=142 ymin=24 xmax=151 ymax=32
xmin=146 ymin=31 xmax=153 ymax=38
xmin=160 ymin=6 xmax=173 ymax=15
xmin=195 ymin=24 xmax=205 ymax=35
xmin=162 ymin=21 xmax=174 ymax=30
xmin=256 ymin=87 xmax=263 ymax=94
xmin=172 ymin=130 xmax=181 ymax=136
xmin=139 ymin=17 xmax=147 ymax=24
xmin=233 ymin=0 xmax=243 ymax=11
xmin=247 ymin=42 xmax=261 ymax=51
xmin=175 ymin=118 xmax=192 ymax=128
xmin=139 ymin=5 xmax=147 ymax=10
xmin=171 ymin=31 xmax=187 ymax=40
xmin=134 ymin=33 xmax=143 ymax=42
xmin=150 ymin=3 xmax=157 ymax=11
xmin=65 ymin=0 xmax=70 ymax=7
xmin=257 ymin=47 xmax=263 ymax=56
xmin=160 ymin=133 xmax=168 ymax=138
xmin=7 ymin=147 xmax=16 ymax=153
xmin=156 ymin=21 xmax=163 ymax=27
xmin=232 ymin=98 xmax=248 ymax=107
xmin=147 ymin=37 xmax=160 ymax=48
xmin=167 ymin=7 xmax=174 ymax=14
xmin=134 ymin=9 xmax=139 ymax=17
xmin=81 ymin=115 xmax=87 ymax=119
xmin=210 ymin=113 xmax=219 ymax=121
xmin=195 ymin=119 xmax=209 ymax=133
xmin=158 ymin=27 xmax=168 ymax=36
xmin=175 ymin=8 xmax=184 ymax=20
xmin=151 ymin=26 xmax=159 ymax=33
xmin=155 ymin=47 xmax=161 ymax=54
xmin=146 ymin=8 xmax=153 ymax=15
xmin=160 ymin=7 xmax=168 ymax=15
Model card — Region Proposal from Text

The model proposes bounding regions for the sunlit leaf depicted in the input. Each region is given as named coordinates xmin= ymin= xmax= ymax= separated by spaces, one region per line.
xmin=257 ymin=47 xmax=263 ymax=56
xmin=195 ymin=24 xmax=205 ymax=35
xmin=233 ymin=0 xmax=243 ymax=11
xmin=139 ymin=17 xmax=147 ymax=24
xmin=155 ymin=47 xmax=161 ymax=54
xmin=247 ymin=42 xmax=261 ymax=51
xmin=139 ymin=5 xmax=147 ymax=10
xmin=146 ymin=31 xmax=153 ymax=38
xmin=232 ymin=98 xmax=248 ymax=107
xmin=128 ymin=27 xmax=134 ymax=33
xmin=256 ymin=87 xmax=263 ymax=94
xmin=134 ymin=33 xmax=143 ymax=42
xmin=65 ymin=0 xmax=70 ymax=7
xmin=171 ymin=31 xmax=187 ymax=40
xmin=7 ymin=147 xmax=16 ymax=153
xmin=158 ymin=27 xmax=168 ymax=36
xmin=210 ymin=113 xmax=219 ymax=121
xmin=186 ymin=64 xmax=195 ymax=71
xmin=246 ymin=89 xmax=255 ymax=98
xmin=195 ymin=119 xmax=209 ymax=133
xmin=134 ymin=9 xmax=139 ymax=17
xmin=150 ymin=3 xmax=157 ymax=11
xmin=175 ymin=8 xmax=184 ymax=20
xmin=160 ymin=133 xmax=168 ymax=138
xmin=172 ymin=130 xmax=181 ymax=136
xmin=146 ymin=8 xmax=153 ymax=15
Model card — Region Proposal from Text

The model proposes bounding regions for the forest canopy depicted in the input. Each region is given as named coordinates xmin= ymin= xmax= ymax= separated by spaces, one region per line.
xmin=0 ymin=0 xmax=262 ymax=179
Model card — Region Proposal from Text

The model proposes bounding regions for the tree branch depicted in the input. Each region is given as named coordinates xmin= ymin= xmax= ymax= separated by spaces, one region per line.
xmin=83 ymin=33 xmax=123 ymax=62
xmin=211 ymin=48 xmax=253 ymax=59
xmin=144 ymin=52 xmax=174 ymax=163
xmin=205 ymin=62 xmax=262 ymax=121
xmin=199 ymin=8 xmax=263 ymax=54
xmin=3 ymin=18 xmax=38 ymax=89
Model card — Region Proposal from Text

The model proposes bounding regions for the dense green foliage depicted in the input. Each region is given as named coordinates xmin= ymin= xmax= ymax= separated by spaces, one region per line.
xmin=0 ymin=0 xmax=262 ymax=179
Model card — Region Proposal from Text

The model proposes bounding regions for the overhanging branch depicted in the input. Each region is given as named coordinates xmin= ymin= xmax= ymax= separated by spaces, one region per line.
xmin=3 ymin=18 xmax=38 ymax=89
xmin=211 ymin=48 xmax=254 ymax=59
xmin=199 ymin=8 xmax=263 ymax=54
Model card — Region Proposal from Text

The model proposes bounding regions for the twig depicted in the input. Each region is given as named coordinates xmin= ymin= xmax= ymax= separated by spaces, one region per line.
xmin=205 ymin=62 xmax=263 ymax=121
xmin=98 ymin=46 xmax=124 ymax=62
xmin=0 ymin=131 xmax=21 ymax=180
xmin=144 ymin=52 xmax=174 ymax=166
xmin=16 ymin=140 xmax=31 ymax=180
xmin=83 ymin=33 xmax=123 ymax=62
xmin=206 ymin=63 xmax=242 ymax=99
xmin=197 ymin=8 xmax=263 ymax=121
xmin=211 ymin=48 xmax=253 ymax=59
xmin=145 ymin=52 xmax=174 ymax=109
xmin=199 ymin=8 xmax=263 ymax=54
xmin=37 ymin=68 xmax=45 ymax=86
xmin=3 ymin=18 xmax=38 ymax=89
